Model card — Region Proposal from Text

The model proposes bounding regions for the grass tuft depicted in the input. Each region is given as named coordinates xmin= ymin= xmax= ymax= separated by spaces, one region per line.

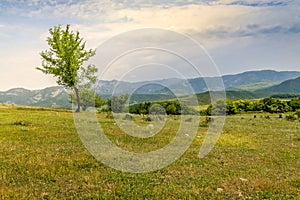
xmin=11 ymin=120 xmax=31 ymax=126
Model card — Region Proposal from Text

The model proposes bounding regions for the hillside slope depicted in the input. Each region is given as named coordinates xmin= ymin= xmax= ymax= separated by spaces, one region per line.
xmin=0 ymin=86 xmax=70 ymax=108
xmin=257 ymin=76 xmax=300 ymax=94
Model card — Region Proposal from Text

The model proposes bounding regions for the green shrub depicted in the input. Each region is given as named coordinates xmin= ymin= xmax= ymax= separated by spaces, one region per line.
xmin=286 ymin=114 xmax=297 ymax=121
xmin=142 ymin=116 xmax=151 ymax=122
xmin=12 ymin=120 xmax=31 ymax=126
xmin=295 ymin=109 xmax=300 ymax=118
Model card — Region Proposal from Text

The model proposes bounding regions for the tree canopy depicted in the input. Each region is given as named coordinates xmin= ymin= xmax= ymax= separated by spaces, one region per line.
xmin=37 ymin=24 xmax=96 ymax=112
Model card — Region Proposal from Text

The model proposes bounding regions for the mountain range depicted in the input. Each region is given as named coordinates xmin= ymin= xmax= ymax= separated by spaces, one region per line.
xmin=0 ymin=70 xmax=299 ymax=109
xmin=96 ymin=70 xmax=300 ymax=95
xmin=0 ymin=86 xmax=71 ymax=109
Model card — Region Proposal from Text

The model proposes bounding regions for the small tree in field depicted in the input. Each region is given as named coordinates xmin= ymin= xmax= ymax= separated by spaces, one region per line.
xmin=37 ymin=24 xmax=96 ymax=112
xmin=69 ymin=64 xmax=105 ymax=111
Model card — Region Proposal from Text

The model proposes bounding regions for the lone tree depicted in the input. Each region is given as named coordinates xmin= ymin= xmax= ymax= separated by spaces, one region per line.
xmin=37 ymin=24 xmax=96 ymax=112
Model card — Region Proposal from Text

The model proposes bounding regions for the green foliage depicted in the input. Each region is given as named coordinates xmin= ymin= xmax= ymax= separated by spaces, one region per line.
xmin=206 ymin=100 xmax=226 ymax=116
xmin=129 ymin=101 xmax=151 ymax=115
xmin=166 ymin=104 xmax=178 ymax=115
xmin=225 ymin=101 xmax=235 ymax=115
xmin=142 ymin=116 xmax=152 ymax=122
xmin=69 ymin=64 xmax=104 ymax=111
xmin=295 ymin=109 xmax=300 ymax=118
xmin=12 ymin=120 xmax=31 ymax=126
xmin=289 ymin=98 xmax=300 ymax=111
xmin=259 ymin=97 xmax=291 ymax=113
xmin=129 ymin=101 xmax=198 ymax=115
xmin=149 ymin=104 xmax=165 ymax=115
xmin=286 ymin=114 xmax=297 ymax=121
xmin=77 ymin=65 xmax=98 ymax=88
xmin=206 ymin=97 xmax=299 ymax=115
xmin=107 ymin=94 xmax=129 ymax=113
xmin=37 ymin=24 xmax=95 ymax=88
xmin=37 ymin=24 xmax=96 ymax=112
xmin=70 ymin=88 xmax=105 ymax=111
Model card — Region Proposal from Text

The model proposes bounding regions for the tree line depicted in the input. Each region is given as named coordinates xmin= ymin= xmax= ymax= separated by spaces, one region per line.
xmin=129 ymin=101 xmax=197 ymax=115
xmin=206 ymin=97 xmax=300 ymax=116
xmin=91 ymin=94 xmax=197 ymax=115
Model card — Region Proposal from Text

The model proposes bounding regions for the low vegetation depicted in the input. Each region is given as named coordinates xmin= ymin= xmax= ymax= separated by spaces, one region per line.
xmin=207 ymin=97 xmax=300 ymax=116
xmin=129 ymin=101 xmax=198 ymax=115
xmin=1 ymin=104 xmax=300 ymax=199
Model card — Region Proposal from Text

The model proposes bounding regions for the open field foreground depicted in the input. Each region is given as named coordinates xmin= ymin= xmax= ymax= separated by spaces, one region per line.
xmin=0 ymin=104 xmax=300 ymax=199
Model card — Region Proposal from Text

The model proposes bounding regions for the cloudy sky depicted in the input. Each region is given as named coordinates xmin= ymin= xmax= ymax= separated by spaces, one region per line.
xmin=0 ymin=0 xmax=300 ymax=91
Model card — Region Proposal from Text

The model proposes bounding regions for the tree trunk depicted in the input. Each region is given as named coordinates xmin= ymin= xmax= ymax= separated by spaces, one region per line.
xmin=74 ymin=87 xmax=81 ymax=112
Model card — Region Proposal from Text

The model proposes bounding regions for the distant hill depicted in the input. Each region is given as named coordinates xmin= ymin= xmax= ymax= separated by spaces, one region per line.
xmin=177 ymin=90 xmax=268 ymax=106
xmin=257 ymin=76 xmax=300 ymax=94
xmin=222 ymin=70 xmax=300 ymax=89
xmin=0 ymin=86 xmax=70 ymax=109
xmin=96 ymin=70 xmax=300 ymax=95
xmin=1 ymin=70 xmax=300 ymax=108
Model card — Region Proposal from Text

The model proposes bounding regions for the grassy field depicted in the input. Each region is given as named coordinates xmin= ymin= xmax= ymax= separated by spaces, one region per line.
xmin=1 ymin=104 xmax=300 ymax=199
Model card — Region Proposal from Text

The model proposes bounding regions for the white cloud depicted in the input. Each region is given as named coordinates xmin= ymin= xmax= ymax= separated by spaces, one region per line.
xmin=68 ymin=2 xmax=299 ymax=52
xmin=210 ymin=0 xmax=289 ymax=6
xmin=0 ymin=0 xmax=299 ymax=90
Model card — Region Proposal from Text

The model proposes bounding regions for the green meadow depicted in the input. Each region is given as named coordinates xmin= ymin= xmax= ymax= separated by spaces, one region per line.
xmin=1 ymin=103 xmax=300 ymax=199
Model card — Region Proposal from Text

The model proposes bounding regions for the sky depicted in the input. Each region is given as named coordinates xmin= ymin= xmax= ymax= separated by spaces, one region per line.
xmin=0 ymin=0 xmax=300 ymax=91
